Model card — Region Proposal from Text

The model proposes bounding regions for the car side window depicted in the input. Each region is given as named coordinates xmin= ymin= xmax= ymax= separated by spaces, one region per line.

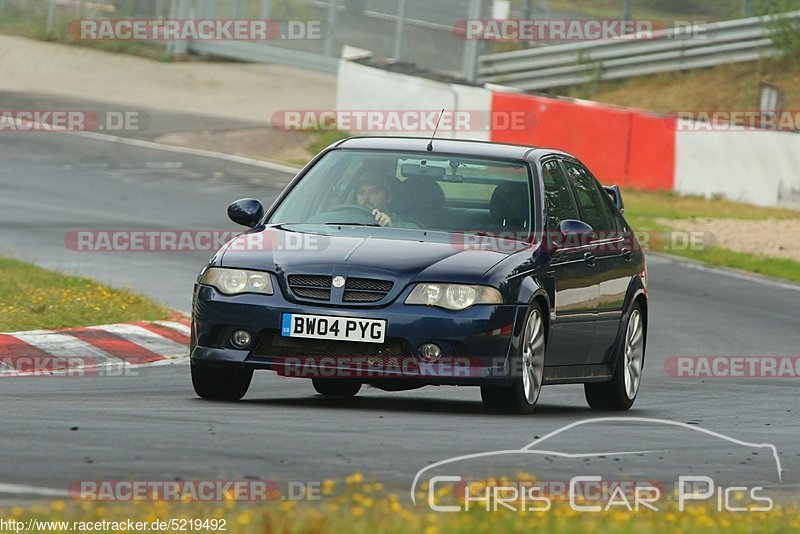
xmin=542 ymin=160 xmax=580 ymax=232
xmin=561 ymin=161 xmax=616 ymax=234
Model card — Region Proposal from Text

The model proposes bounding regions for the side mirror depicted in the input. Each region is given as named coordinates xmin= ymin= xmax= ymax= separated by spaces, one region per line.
xmin=552 ymin=220 xmax=594 ymax=250
xmin=603 ymin=185 xmax=625 ymax=214
xmin=227 ymin=198 xmax=264 ymax=228
xmin=558 ymin=219 xmax=594 ymax=238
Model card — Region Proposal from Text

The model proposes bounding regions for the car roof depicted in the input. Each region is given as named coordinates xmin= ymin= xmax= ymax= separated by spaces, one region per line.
xmin=333 ymin=136 xmax=574 ymax=162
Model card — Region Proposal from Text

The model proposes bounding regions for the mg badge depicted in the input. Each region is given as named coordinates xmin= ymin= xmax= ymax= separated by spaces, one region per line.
xmin=332 ymin=276 xmax=346 ymax=288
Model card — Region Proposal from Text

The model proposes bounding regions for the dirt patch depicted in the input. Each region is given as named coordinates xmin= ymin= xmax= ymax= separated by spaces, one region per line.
xmin=154 ymin=128 xmax=315 ymax=165
xmin=0 ymin=34 xmax=336 ymax=123
xmin=660 ymin=218 xmax=800 ymax=261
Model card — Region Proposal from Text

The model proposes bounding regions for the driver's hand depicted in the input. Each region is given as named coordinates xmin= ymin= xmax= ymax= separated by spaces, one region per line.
xmin=372 ymin=209 xmax=392 ymax=227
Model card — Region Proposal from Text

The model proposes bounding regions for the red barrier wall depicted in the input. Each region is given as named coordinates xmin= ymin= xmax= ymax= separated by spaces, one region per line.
xmin=490 ymin=91 xmax=675 ymax=190
xmin=626 ymin=112 xmax=676 ymax=190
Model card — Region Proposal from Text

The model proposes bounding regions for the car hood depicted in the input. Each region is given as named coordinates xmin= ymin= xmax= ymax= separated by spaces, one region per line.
xmin=219 ymin=225 xmax=514 ymax=284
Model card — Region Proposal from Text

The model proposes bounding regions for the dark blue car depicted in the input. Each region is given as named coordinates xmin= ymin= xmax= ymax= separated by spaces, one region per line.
xmin=191 ymin=137 xmax=647 ymax=414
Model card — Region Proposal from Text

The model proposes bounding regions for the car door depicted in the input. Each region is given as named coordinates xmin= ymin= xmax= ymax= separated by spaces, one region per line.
xmin=540 ymin=158 xmax=599 ymax=366
xmin=561 ymin=159 xmax=629 ymax=364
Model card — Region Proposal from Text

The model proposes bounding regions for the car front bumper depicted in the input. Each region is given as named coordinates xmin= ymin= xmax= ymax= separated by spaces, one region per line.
xmin=191 ymin=284 xmax=526 ymax=385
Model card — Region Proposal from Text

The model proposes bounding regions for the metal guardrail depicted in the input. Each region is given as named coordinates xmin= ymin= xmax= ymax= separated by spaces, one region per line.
xmin=478 ymin=11 xmax=800 ymax=91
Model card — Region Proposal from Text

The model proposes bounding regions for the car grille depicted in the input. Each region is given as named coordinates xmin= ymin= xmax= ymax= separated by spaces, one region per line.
xmin=287 ymin=275 xmax=332 ymax=301
xmin=253 ymin=332 xmax=417 ymax=370
xmin=286 ymin=275 xmax=394 ymax=303
xmin=343 ymin=277 xmax=393 ymax=302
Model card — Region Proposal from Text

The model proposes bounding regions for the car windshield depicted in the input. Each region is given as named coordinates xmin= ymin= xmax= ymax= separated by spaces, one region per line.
xmin=268 ymin=149 xmax=533 ymax=235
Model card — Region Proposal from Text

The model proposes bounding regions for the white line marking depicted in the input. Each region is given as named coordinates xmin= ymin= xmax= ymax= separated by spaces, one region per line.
xmin=11 ymin=332 xmax=123 ymax=364
xmin=0 ymin=483 xmax=69 ymax=498
xmin=72 ymin=129 xmax=302 ymax=174
xmin=0 ymin=356 xmax=188 ymax=377
xmin=7 ymin=115 xmax=303 ymax=174
xmin=154 ymin=321 xmax=191 ymax=336
xmin=649 ymin=253 xmax=800 ymax=292
xmin=74 ymin=130 xmax=302 ymax=174
xmin=91 ymin=324 xmax=187 ymax=358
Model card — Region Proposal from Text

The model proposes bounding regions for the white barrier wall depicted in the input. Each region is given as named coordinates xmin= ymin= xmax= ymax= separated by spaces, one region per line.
xmin=336 ymin=60 xmax=492 ymax=141
xmin=337 ymin=59 xmax=800 ymax=209
xmin=675 ymin=123 xmax=800 ymax=208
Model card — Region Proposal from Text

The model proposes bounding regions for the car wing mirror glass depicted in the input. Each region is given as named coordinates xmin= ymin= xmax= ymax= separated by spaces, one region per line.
xmin=557 ymin=219 xmax=594 ymax=249
xmin=228 ymin=198 xmax=264 ymax=228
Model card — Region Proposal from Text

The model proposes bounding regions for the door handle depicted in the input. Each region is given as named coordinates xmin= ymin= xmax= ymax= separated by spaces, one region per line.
xmin=583 ymin=252 xmax=597 ymax=266
xmin=622 ymin=248 xmax=633 ymax=262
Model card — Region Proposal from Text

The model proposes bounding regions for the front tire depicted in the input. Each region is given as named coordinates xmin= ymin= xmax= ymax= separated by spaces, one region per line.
xmin=191 ymin=363 xmax=252 ymax=401
xmin=312 ymin=379 xmax=361 ymax=398
xmin=585 ymin=302 xmax=646 ymax=410
xmin=481 ymin=303 xmax=546 ymax=414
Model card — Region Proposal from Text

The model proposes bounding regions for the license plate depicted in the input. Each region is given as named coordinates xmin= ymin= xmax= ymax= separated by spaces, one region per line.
xmin=281 ymin=314 xmax=386 ymax=343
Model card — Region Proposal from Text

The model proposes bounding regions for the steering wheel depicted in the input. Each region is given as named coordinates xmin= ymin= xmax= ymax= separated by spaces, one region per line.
xmin=306 ymin=204 xmax=378 ymax=225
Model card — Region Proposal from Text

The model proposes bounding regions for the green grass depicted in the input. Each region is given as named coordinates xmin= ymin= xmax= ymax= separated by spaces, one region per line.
xmin=667 ymin=246 xmax=800 ymax=282
xmin=0 ymin=8 xmax=172 ymax=61
xmin=623 ymin=189 xmax=800 ymax=220
xmin=0 ymin=257 xmax=172 ymax=332
xmin=307 ymin=130 xmax=352 ymax=156
xmin=622 ymin=188 xmax=800 ymax=283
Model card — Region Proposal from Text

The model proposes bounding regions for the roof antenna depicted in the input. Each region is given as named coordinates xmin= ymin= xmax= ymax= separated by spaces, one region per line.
xmin=427 ymin=109 xmax=445 ymax=152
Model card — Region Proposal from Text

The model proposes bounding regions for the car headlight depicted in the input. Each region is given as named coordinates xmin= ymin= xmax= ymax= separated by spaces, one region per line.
xmin=200 ymin=268 xmax=274 ymax=296
xmin=405 ymin=283 xmax=503 ymax=310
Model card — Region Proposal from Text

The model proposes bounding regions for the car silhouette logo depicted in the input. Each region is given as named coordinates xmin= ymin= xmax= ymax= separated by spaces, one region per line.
xmin=332 ymin=276 xmax=346 ymax=288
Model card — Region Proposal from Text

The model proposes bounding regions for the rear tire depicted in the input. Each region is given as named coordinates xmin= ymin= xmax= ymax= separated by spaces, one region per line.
xmin=312 ymin=379 xmax=361 ymax=398
xmin=481 ymin=303 xmax=546 ymax=414
xmin=191 ymin=363 xmax=253 ymax=401
xmin=585 ymin=302 xmax=646 ymax=411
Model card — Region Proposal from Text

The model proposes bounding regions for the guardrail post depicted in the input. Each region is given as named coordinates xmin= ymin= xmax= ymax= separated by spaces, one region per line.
xmin=461 ymin=0 xmax=482 ymax=82
xmin=171 ymin=0 xmax=190 ymax=55
xmin=392 ymin=0 xmax=407 ymax=60
xmin=324 ymin=0 xmax=338 ymax=57
xmin=46 ymin=0 xmax=56 ymax=34
xmin=623 ymin=0 xmax=632 ymax=20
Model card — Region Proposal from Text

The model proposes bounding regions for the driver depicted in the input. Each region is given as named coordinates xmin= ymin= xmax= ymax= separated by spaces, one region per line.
xmin=354 ymin=175 xmax=416 ymax=228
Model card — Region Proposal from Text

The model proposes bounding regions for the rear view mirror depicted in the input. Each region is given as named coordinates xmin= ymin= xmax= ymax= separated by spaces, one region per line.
xmin=603 ymin=185 xmax=625 ymax=214
xmin=227 ymin=198 xmax=264 ymax=228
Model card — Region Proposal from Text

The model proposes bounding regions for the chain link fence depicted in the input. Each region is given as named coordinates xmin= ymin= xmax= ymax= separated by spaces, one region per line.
xmin=0 ymin=0 xmax=786 ymax=80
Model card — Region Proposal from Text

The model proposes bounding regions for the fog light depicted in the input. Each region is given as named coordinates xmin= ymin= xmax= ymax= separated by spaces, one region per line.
xmin=419 ymin=343 xmax=442 ymax=362
xmin=231 ymin=330 xmax=251 ymax=349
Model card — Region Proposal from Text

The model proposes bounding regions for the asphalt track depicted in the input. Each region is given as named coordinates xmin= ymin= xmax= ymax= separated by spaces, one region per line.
xmin=1 ymin=130 xmax=799 ymax=504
